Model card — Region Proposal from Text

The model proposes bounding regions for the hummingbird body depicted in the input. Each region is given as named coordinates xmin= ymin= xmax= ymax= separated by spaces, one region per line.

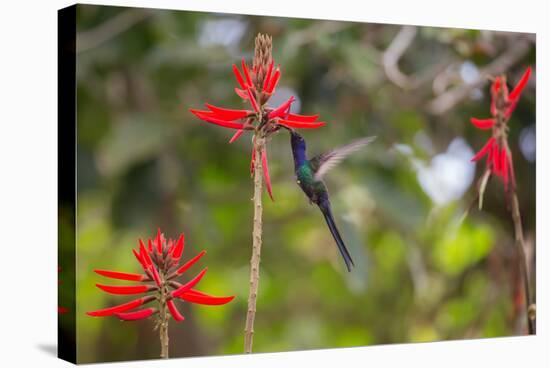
xmin=295 ymin=164 xmax=328 ymax=205
xmin=289 ymin=130 xmax=375 ymax=272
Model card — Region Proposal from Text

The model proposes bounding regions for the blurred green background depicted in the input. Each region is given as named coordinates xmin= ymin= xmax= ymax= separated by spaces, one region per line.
xmin=69 ymin=4 xmax=535 ymax=363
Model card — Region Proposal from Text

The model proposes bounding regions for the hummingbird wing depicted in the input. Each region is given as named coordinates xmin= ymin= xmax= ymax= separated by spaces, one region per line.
xmin=311 ymin=136 xmax=376 ymax=181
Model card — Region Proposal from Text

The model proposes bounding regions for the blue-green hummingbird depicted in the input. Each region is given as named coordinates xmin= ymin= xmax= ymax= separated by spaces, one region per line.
xmin=288 ymin=130 xmax=375 ymax=271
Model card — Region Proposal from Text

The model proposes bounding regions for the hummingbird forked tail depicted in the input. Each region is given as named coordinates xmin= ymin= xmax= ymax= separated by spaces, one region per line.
xmin=318 ymin=199 xmax=354 ymax=272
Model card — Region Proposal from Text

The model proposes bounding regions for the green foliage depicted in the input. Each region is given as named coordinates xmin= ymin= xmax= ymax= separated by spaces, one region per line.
xmin=433 ymin=221 xmax=494 ymax=276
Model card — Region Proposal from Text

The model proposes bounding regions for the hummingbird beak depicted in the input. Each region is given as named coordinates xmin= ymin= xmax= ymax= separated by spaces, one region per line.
xmin=288 ymin=128 xmax=304 ymax=144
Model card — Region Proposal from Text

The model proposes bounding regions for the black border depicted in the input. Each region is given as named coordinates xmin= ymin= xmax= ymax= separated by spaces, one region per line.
xmin=58 ymin=4 xmax=77 ymax=364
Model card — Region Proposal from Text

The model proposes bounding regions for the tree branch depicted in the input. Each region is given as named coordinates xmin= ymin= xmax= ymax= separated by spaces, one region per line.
xmin=382 ymin=26 xmax=417 ymax=89
xmin=427 ymin=36 xmax=532 ymax=115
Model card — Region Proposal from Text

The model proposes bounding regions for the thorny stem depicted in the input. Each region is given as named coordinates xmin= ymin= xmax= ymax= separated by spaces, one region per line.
xmin=242 ymin=33 xmax=273 ymax=354
xmin=244 ymin=135 xmax=265 ymax=353
xmin=495 ymin=94 xmax=535 ymax=335
xmin=159 ymin=277 xmax=170 ymax=358
xmin=510 ymin=191 xmax=536 ymax=334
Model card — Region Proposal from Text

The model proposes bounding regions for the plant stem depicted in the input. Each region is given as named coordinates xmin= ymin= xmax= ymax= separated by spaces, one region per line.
xmin=510 ymin=191 xmax=536 ymax=334
xmin=494 ymin=90 xmax=535 ymax=335
xmin=244 ymin=135 xmax=265 ymax=353
xmin=159 ymin=285 xmax=170 ymax=358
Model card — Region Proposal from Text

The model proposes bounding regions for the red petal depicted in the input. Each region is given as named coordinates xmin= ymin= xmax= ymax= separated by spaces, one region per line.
xmin=268 ymin=96 xmax=295 ymax=119
xmin=173 ymin=250 xmax=206 ymax=276
xmin=247 ymin=88 xmax=259 ymax=113
xmin=261 ymin=147 xmax=274 ymax=201
xmin=178 ymin=289 xmax=235 ymax=306
xmin=490 ymin=77 xmax=502 ymax=116
xmin=232 ymin=64 xmax=246 ymax=89
xmin=171 ymin=268 xmax=208 ymax=298
xmin=58 ymin=307 xmax=69 ymax=314
xmin=205 ymin=103 xmax=250 ymax=121
xmin=167 ymin=300 xmax=185 ymax=322
xmin=509 ymin=67 xmax=532 ymax=101
xmin=470 ymin=117 xmax=495 ymax=130
xmin=132 ymin=248 xmax=147 ymax=271
xmin=491 ymin=77 xmax=504 ymax=97
xmin=115 ymin=308 xmax=156 ymax=321
xmin=156 ymin=228 xmax=162 ymax=255
xmin=492 ymin=144 xmax=501 ymax=175
xmin=277 ymin=119 xmax=326 ymax=129
xmin=171 ymin=234 xmax=185 ymax=260
xmin=284 ymin=103 xmax=291 ymax=116
xmin=96 ymin=284 xmax=154 ymax=295
xmin=505 ymin=67 xmax=530 ymax=117
xmin=167 ymin=239 xmax=174 ymax=254
xmin=87 ymin=296 xmax=154 ymax=317
xmin=229 ymin=129 xmax=245 ymax=144
xmin=190 ymin=109 xmax=246 ymax=129
xmin=139 ymin=240 xmax=153 ymax=266
xmin=94 ymin=269 xmax=146 ymax=282
xmin=286 ymin=113 xmax=320 ymax=122
xmin=471 ymin=137 xmax=495 ymax=162
xmin=267 ymin=68 xmax=280 ymax=93
xmin=262 ymin=60 xmax=274 ymax=92
xmin=242 ymin=59 xmax=253 ymax=87
xmin=235 ymin=88 xmax=249 ymax=100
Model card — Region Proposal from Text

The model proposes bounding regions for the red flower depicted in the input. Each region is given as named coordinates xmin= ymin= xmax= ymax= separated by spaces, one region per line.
xmin=470 ymin=137 xmax=515 ymax=190
xmin=190 ymin=56 xmax=326 ymax=201
xmin=87 ymin=228 xmax=234 ymax=322
xmin=470 ymin=67 xmax=531 ymax=190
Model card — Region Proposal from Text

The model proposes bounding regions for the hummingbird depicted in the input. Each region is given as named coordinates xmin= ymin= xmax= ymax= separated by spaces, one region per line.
xmin=288 ymin=130 xmax=376 ymax=272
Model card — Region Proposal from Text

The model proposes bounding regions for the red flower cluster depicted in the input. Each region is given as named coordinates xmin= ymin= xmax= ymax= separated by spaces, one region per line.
xmin=190 ymin=58 xmax=325 ymax=200
xmin=470 ymin=67 xmax=531 ymax=190
xmin=87 ymin=229 xmax=234 ymax=322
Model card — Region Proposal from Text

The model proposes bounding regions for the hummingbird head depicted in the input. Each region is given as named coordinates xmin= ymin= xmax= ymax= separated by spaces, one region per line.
xmin=289 ymin=129 xmax=307 ymax=165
